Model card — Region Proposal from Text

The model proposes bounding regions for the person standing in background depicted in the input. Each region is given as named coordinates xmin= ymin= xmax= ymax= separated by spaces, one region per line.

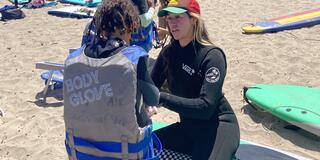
xmin=130 ymin=0 xmax=158 ymax=52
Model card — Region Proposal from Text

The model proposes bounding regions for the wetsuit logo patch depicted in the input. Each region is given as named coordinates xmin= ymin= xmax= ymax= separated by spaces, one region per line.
xmin=205 ymin=67 xmax=220 ymax=83
xmin=182 ymin=63 xmax=195 ymax=76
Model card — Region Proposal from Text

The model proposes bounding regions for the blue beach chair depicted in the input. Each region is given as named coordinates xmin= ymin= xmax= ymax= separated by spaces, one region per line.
xmin=36 ymin=48 xmax=82 ymax=102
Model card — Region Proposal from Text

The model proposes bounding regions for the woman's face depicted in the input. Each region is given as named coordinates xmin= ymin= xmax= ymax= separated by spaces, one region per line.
xmin=166 ymin=13 xmax=194 ymax=44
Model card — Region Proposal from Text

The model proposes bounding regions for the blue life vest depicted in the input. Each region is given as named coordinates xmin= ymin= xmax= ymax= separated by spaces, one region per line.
xmin=130 ymin=21 xmax=155 ymax=52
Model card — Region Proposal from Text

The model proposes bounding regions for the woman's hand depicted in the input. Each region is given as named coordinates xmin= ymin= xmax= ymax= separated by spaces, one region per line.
xmin=145 ymin=106 xmax=158 ymax=118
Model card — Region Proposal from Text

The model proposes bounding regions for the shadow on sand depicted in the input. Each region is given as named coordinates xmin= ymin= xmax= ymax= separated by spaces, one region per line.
xmin=241 ymin=104 xmax=320 ymax=152
xmin=30 ymin=88 xmax=63 ymax=107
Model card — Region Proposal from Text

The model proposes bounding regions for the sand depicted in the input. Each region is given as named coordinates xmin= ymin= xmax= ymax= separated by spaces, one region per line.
xmin=0 ymin=0 xmax=319 ymax=159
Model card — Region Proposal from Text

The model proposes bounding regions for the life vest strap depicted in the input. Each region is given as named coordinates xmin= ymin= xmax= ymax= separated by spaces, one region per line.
xmin=65 ymin=126 xmax=152 ymax=159
xmin=120 ymin=135 xmax=129 ymax=160
xmin=66 ymin=133 xmax=162 ymax=160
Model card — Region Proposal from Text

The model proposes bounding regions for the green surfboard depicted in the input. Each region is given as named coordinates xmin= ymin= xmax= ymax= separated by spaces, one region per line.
xmin=244 ymin=84 xmax=320 ymax=136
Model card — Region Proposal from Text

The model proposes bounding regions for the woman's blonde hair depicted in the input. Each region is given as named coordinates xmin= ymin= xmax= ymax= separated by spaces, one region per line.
xmin=189 ymin=12 xmax=214 ymax=46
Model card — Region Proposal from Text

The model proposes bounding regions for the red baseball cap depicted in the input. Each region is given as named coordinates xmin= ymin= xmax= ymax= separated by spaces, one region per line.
xmin=158 ymin=0 xmax=201 ymax=17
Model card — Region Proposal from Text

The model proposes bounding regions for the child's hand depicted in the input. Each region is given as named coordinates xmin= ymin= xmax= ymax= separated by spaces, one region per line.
xmin=146 ymin=106 xmax=158 ymax=117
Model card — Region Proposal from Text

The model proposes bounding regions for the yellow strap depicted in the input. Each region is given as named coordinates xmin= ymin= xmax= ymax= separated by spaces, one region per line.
xmin=121 ymin=135 xmax=129 ymax=160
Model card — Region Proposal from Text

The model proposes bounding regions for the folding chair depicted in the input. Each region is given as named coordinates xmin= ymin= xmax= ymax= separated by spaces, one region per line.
xmin=35 ymin=48 xmax=81 ymax=102
xmin=36 ymin=61 xmax=64 ymax=102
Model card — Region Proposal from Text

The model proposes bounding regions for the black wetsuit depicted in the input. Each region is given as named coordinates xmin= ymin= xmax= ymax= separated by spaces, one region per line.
xmin=151 ymin=40 xmax=240 ymax=160
xmin=84 ymin=37 xmax=159 ymax=127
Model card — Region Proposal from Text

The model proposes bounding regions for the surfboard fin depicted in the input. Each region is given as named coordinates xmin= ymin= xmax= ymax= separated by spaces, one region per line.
xmin=284 ymin=125 xmax=301 ymax=131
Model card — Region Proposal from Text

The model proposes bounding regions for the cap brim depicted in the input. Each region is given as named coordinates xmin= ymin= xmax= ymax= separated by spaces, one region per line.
xmin=157 ymin=7 xmax=188 ymax=17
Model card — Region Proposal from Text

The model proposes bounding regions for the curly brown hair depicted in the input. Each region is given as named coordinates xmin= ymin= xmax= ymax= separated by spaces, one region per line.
xmin=94 ymin=0 xmax=140 ymax=37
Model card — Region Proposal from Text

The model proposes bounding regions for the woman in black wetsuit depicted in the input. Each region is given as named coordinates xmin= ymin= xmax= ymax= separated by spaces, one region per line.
xmin=149 ymin=0 xmax=240 ymax=159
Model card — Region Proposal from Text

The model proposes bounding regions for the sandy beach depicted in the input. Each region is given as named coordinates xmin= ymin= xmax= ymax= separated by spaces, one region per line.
xmin=0 ymin=0 xmax=319 ymax=159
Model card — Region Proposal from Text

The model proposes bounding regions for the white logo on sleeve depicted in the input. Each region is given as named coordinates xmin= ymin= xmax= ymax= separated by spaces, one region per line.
xmin=205 ymin=67 xmax=220 ymax=83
